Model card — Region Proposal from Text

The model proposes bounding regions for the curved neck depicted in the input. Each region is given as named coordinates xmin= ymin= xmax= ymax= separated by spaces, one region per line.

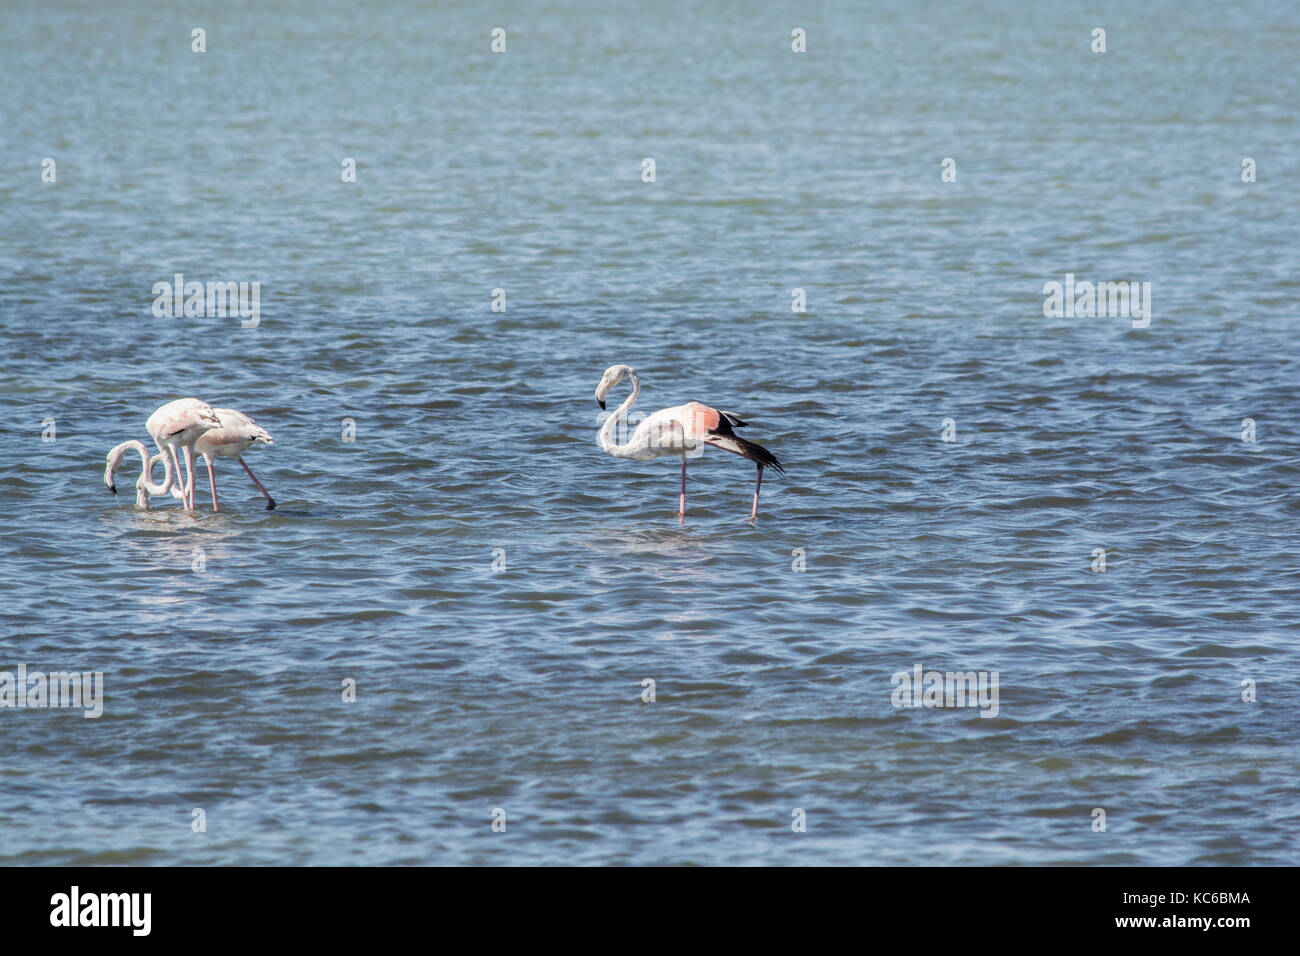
xmin=141 ymin=445 xmax=174 ymax=496
xmin=150 ymin=436 xmax=181 ymax=496
xmin=155 ymin=454 xmax=186 ymax=500
xmin=108 ymin=439 xmax=174 ymax=498
xmin=149 ymin=454 xmax=181 ymax=499
xmin=106 ymin=441 xmax=144 ymax=493
xmin=599 ymin=372 xmax=640 ymax=457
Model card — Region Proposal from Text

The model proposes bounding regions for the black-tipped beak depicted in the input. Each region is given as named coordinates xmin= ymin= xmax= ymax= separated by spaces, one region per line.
xmin=597 ymin=399 xmax=606 ymax=410
xmin=108 ymin=485 xmax=117 ymax=495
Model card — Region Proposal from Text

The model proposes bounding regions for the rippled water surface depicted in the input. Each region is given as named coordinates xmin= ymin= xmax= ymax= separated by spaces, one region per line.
xmin=2 ymin=0 xmax=1298 ymax=865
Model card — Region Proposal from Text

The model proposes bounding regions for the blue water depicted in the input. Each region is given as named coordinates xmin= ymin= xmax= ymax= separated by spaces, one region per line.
xmin=1 ymin=0 xmax=1298 ymax=864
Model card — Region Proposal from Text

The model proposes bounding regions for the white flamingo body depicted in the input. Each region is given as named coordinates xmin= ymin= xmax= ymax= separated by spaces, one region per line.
xmin=595 ymin=364 xmax=784 ymax=519
xmin=172 ymin=407 xmax=276 ymax=511
xmin=602 ymin=403 xmax=696 ymax=460
xmin=145 ymin=398 xmax=222 ymax=511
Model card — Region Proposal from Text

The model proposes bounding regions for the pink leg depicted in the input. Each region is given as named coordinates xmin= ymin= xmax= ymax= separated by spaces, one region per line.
xmin=240 ymin=458 xmax=276 ymax=510
xmin=169 ymin=446 xmax=187 ymax=508
xmin=183 ymin=445 xmax=196 ymax=510
xmin=750 ymin=465 xmax=765 ymax=520
xmin=207 ymin=456 xmax=219 ymax=512
xmin=678 ymin=455 xmax=687 ymax=518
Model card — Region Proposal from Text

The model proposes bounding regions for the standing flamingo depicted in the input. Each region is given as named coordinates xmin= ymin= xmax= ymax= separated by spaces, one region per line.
xmin=182 ymin=407 xmax=276 ymax=511
xmin=594 ymin=364 xmax=784 ymax=519
xmin=146 ymin=398 xmax=222 ymax=511
xmin=104 ymin=441 xmax=176 ymax=508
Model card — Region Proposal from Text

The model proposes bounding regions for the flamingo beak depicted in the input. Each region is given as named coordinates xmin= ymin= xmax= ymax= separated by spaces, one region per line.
xmin=597 ymin=398 xmax=606 ymax=410
xmin=107 ymin=484 xmax=117 ymax=495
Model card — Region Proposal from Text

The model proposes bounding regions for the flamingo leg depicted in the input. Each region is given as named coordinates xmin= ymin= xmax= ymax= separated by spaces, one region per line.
xmin=207 ymin=456 xmax=219 ymax=512
xmin=183 ymin=445 xmax=196 ymax=510
xmin=240 ymin=458 xmax=276 ymax=510
xmin=168 ymin=446 xmax=187 ymax=508
xmin=678 ymin=454 xmax=687 ymax=518
xmin=750 ymin=464 xmax=765 ymax=520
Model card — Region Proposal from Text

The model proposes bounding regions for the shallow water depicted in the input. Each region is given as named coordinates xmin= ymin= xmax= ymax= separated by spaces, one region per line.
xmin=1 ymin=0 xmax=1298 ymax=864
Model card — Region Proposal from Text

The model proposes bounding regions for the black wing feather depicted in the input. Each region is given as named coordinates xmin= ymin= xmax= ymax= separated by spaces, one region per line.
xmin=704 ymin=413 xmax=785 ymax=475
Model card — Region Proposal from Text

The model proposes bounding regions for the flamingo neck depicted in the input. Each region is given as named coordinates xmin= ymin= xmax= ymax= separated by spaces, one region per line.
xmin=151 ymin=436 xmax=183 ymax=498
xmin=599 ymin=373 xmax=641 ymax=458
xmin=106 ymin=441 xmax=147 ymax=493
xmin=141 ymin=445 xmax=175 ymax=497
xmin=148 ymin=453 xmax=180 ymax=499
xmin=106 ymin=440 xmax=174 ymax=507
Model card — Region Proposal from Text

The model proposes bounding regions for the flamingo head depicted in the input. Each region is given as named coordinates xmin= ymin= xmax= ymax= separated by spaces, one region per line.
xmin=104 ymin=446 xmax=122 ymax=494
xmin=198 ymin=403 xmax=222 ymax=430
xmin=595 ymin=364 xmax=636 ymax=410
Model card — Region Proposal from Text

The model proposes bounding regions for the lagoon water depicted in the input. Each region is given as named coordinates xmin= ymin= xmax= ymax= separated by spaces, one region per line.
xmin=1 ymin=0 xmax=1298 ymax=864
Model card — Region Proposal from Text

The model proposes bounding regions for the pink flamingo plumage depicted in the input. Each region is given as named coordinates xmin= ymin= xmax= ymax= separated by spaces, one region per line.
xmin=595 ymin=364 xmax=784 ymax=520
xmin=168 ymin=407 xmax=276 ymax=511
xmin=145 ymin=398 xmax=222 ymax=511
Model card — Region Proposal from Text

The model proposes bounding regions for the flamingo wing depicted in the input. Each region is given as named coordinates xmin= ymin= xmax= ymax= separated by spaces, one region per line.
xmin=687 ymin=403 xmax=785 ymax=475
xmin=196 ymin=408 xmax=274 ymax=457
xmin=145 ymin=398 xmax=220 ymax=438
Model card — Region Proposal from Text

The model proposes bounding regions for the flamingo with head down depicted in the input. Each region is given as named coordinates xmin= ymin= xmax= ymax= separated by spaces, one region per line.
xmin=594 ymin=364 xmax=784 ymax=520
xmin=107 ymin=399 xmax=274 ymax=513
xmin=165 ymin=407 xmax=276 ymax=511
xmin=146 ymin=398 xmax=222 ymax=511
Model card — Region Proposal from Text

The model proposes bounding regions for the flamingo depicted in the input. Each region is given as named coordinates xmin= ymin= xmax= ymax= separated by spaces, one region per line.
xmin=104 ymin=441 xmax=176 ymax=508
xmin=173 ymin=407 xmax=276 ymax=511
xmin=145 ymin=398 xmax=222 ymax=511
xmin=594 ymin=364 xmax=784 ymax=520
